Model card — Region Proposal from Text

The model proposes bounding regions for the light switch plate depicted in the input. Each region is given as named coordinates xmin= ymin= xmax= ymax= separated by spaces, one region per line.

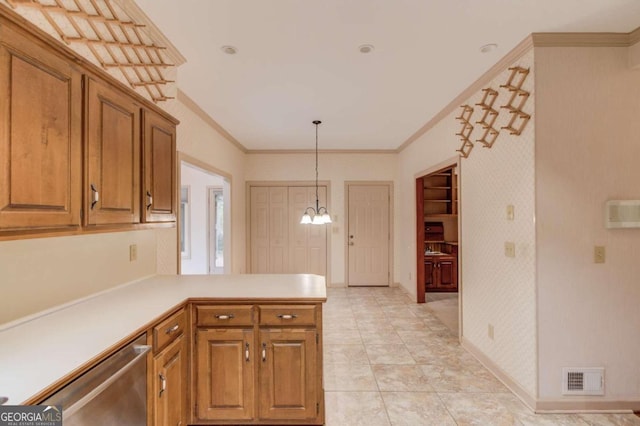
xmin=130 ymin=244 xmax=137 ymax=262
xmin=505 ymin=242 xmax=516 ymax=258
xmin=507 ymin=204 xmax=515 ymax=221
xmin=488 ymin=324 xmax=494 ymax=340
xmin=594 ymin=246 xmax=605 ymax=264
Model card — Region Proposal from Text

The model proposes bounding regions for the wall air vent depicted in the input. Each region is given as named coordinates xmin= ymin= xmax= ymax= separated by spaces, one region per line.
xmin=562 ymin=368 xmax=604 ymax=396
xmin=606 ymin=200 xmax=640 ymax=228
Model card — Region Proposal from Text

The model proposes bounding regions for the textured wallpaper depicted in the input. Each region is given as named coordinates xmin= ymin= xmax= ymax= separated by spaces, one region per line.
xmin=459 ymin=49 xmax=536 ymax=397
xmin=396 ymin=48 xmax=537 ymax=397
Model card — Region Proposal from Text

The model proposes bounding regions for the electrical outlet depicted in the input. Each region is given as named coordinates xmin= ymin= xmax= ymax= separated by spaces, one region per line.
xmin=505 ymin=242 xmax=516 ymax=258
xmin=488 ymin=324 xmax=494 ymax=340
xmin=594 ymin=246 xmax=605 ymax=264
xmin=506 ymin=204 xmax=515 ymax=221
xmin=129 ymin=244 xmax=137 ymax=262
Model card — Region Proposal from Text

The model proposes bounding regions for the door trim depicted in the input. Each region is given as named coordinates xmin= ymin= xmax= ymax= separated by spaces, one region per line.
xmin=177 ymin=152 xmax=233 ymax=275
xmin=414 ymin=156 xmax=462 ymax=338
xmin=344 ymin=181 xmax=394 ymax=287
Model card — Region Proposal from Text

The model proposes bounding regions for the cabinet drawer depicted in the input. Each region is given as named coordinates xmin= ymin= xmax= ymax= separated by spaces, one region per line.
xmin=153 ymin=308 xmax=187 ymax=353
xmin=259 ymin=305 xmax=317 ymax=326
xmin=196 ymin=305 xmax=254 ymax=327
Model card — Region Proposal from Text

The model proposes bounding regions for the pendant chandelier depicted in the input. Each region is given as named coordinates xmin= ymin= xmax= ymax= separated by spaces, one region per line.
xmin=300 ymin=120 xmax=332 ymax=225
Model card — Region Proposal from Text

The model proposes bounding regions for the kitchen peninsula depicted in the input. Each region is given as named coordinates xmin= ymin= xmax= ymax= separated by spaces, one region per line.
xmin=0 ymin=274 xmax=326 ymax=425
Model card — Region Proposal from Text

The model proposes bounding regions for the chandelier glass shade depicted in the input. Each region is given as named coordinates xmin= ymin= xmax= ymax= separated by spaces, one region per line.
xmin=300 ymin=120 xmax=332 ymax=225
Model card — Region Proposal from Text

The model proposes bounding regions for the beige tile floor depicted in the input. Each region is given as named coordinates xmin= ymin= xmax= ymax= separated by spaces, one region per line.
xmin=323 ymin=286 xmax=640 ymax=426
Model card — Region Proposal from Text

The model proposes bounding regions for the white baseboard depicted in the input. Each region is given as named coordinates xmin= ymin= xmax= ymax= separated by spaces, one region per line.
xmin=461 ymin=337 xmax=538 ymax=411
xmin=461 ymin=337 xmax=640 ymax=413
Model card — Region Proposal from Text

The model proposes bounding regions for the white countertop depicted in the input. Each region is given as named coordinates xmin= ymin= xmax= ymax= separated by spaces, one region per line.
xmin=0 ymin=274 xmax=326 ymax=405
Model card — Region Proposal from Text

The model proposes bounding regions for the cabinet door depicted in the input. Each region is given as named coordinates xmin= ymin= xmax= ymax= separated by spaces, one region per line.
xmin=142 ymin=109 xmax=176 ymax=223
xmin=153 ymin=334 xmax=188 ymax=426
xmin=424 ymin=259 xmax=436 ymax=290
xmin=0 ymin=25 xmax=81 ymax=231
xmin=195 ymin=328 xmax=254 ymax=421
xmin=437 ymin=257 xmax=458 ymax=290
xmin=85 ymin=77 xmax=140 ymax=225
xmin=259 ymin=329 xmax=318 ymax=421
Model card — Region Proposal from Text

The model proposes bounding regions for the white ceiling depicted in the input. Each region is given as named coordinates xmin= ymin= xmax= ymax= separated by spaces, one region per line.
xmin=135 ymin=0 xmax=640 ymax=151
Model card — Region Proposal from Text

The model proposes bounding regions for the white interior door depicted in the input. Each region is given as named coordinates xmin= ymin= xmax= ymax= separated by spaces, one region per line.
xmin=249 ymin=185 xmax=327 ymax=277
xmin=250 ymin=186 xmax=288 ymax=273
xmin=347 ymin=184 xmax=390 ymax=286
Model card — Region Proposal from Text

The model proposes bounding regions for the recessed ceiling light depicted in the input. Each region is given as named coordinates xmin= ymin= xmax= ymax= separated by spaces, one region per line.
xmin=221 ymin=45 xmax=238 ymax=55
xmin=480 ymin=43 xmax=498 ymax=53
xmin=358 ymin=44 xmax=375 ymax=54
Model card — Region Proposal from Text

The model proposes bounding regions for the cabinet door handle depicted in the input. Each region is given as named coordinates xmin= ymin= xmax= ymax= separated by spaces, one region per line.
xmin=165 ymin=324 xmax=179 ymax=335
xmin=146 ymin=191 xmax=153 ymax=210
xmin=90 ymin=184 xmax=99 ymax=209
xmin=245 ymin=342 xmax=250 ymax=362
xmin=159 ymin=373 xmax=166 ymax=397
xmin=276 ymin=314 xmax=297 ymax=320
xmin=261 ymin=343 xmax=267 ymax=362
xmin=214 ymin=314 xmax=235 ymax=320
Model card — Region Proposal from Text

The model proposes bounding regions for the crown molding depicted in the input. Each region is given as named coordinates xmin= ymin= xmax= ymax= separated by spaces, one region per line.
xmin=397 ymin=35 xmax=534 ymax=152
xmin=177 ymin=89 xmax=248 ymax=154
xmin=398 ymin=27 xmax=640 ymax=153
xmin=246 ymin=149 xmax=398 ymax=155
xmin=629 ymin=26 xmax=640 ymax=45
xmin=531 ymin=31 xmax=630 ymax=47
xmin=111 ymin=0 xmax=186 ymax=66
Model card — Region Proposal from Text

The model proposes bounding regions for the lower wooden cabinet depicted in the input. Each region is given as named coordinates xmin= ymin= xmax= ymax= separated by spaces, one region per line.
xmin=258 ymin=329 xmax=318 ymax=421
xmin=425 ymin=254 xmax=458 ymax=292
xmin=195 ymin=328 xmax=255 ymax=421
xmin=153 ymin=333 xmax=188 ymax=426
xmin=192 ymin=303 xmax=324 ymax=425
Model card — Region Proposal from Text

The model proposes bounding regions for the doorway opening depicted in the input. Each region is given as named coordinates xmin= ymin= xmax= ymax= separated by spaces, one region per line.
xmin=416 ymin=160 xmax=460 ymax=335
xmin=179 ymin=158 xmax=230 ymax=275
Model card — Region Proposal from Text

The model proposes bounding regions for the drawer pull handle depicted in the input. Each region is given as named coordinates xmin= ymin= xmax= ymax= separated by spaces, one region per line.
xmin=165 ymin=324 xmax=179 ymax=334
xmin=215 ymin=314 xmax=235 ymax=320
xmin=245 ymin=342 xmax=250 ymax=362
xmin=262 ymin=342 xmax=267 ymax=362
xmin=90 ymin=184 xmax=99 ymax=209
xmin=146 ymin=191 xmax=153 ymax=210
xmin=277 ymin=314 xmax=297 ymax=320
xmin=159 ymin=373 xmax=166 ymax=397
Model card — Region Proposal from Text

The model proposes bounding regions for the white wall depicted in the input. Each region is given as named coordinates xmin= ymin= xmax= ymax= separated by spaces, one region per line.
xmin=396 ymin=50 xmax=537 ymax=398
xmin=158 ymin=95 xmax=247 ymax=274
xmin=0 ymin=230 xmax=157 ymax=325
xmin=180 ymin=163 xmax=224 ymax=274
xmin=535 ymin=45 xmax=640 ymax=403
xmin=245 ymin=152 xmax=396 ymax=284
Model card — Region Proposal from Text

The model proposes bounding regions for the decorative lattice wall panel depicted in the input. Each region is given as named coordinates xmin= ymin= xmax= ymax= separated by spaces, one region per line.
xmin=455 ymin=105 xmax=474 ymax=158
xmin=2 ymin=0 xmax=184 ymax=103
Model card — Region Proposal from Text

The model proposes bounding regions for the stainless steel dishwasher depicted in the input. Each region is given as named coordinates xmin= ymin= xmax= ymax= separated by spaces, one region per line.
xmin=42 ymin=335 xmax=150 ymax=426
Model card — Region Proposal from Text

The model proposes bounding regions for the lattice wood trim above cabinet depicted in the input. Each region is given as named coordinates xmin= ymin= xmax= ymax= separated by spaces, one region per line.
xmin=455 ymin=105 xmax=474 ymax=158
xmin=475 ymin=88 xmax=500 ymax=148
xmin=3 ymin=0 xmax=182 ymax=103
xmin=500 ymin=66 xmax=531 ymax=136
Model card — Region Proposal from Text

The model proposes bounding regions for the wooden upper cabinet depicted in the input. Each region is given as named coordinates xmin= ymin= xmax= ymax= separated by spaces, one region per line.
xmin=0 ymin=24 xmax=82 ymax=232
xmin=142 ymin=109 xmax=176 ymax=223
xmin=85 ymin=77 xmax=141 ymax=226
